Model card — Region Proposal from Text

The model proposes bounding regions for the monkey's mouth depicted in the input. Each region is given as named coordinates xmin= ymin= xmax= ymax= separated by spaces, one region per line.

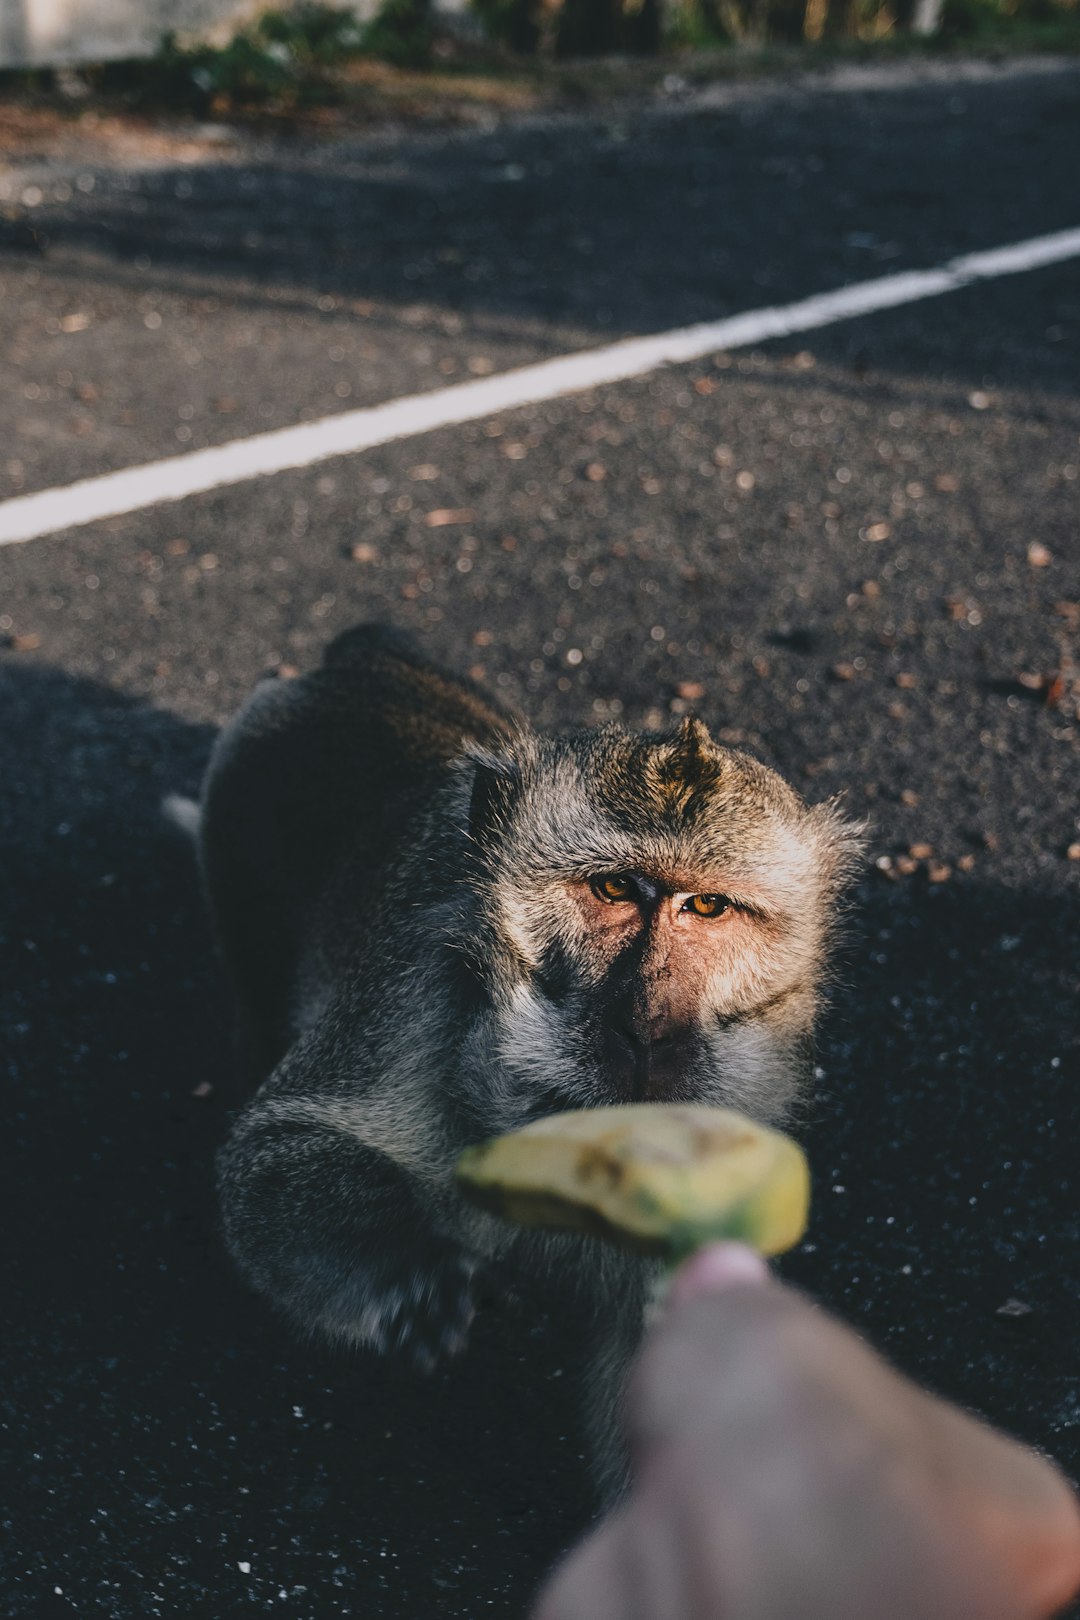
xmin=515 ymin=1035 xmax=708 ymax=1125
xmin=597 ymin=1026 xmax=704 ymax=1105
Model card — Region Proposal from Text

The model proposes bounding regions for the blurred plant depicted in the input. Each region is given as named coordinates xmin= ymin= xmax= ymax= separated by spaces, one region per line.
xmin=470 ymin=0 xmax=546 ymax=52
xmin=5 ymin=0 xmax=1074 ymax=108
xmin=470 ymin=0 xmax=1078 ymax=48
xmin=192 ymin=32 xmax=297 ymax=102
xmin=361 ymin=0 xmax=436 ymax=66
xmin=86 ymin=5 xmax=370 ymax=114
xmin=552 ymin=0 xmax=667 ymax=50
xmin=940 ymin=0 xmax=1077 ymax=37
xmin=259 ymin=3 xmax=367 ymax=62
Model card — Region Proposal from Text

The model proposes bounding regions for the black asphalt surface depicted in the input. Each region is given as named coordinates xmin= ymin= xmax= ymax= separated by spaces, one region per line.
xmin=2 ymin=56 xmax=1079 ymax=1619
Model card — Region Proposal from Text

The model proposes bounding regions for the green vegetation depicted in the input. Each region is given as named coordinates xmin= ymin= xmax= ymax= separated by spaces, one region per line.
xmin=656 ymin=0 xmax=1080 ymax=48
xmin=532 ymin=0 xmax=1064 ymax=52
xmin=359 ymin=0 xmax=435 ymax=68
xmin=939 ymin=0 xmax=1080 ymax=42
xmin=64 ymin=6 xmax=369 ymax=112
xmin=37 ymin=2 xmax=428 ymax=113
xmin=0 ymin=0 xmax=1076 ymax=122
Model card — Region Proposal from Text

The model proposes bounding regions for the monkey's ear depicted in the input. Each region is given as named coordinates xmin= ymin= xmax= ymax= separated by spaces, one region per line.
xmin=806 ymin=798 xmax=867 ymax=897
xmin=465 ymin=748 xmax=521 ymax=849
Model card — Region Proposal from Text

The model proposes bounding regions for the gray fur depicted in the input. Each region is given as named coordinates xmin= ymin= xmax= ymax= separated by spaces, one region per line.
xmin=200 ymin=623 xmax=860 ymax=1493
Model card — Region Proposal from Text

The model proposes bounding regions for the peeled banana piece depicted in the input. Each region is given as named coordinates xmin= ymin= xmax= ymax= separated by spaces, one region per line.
xmin=455 ymin=1104 xmax=809 ymax=1262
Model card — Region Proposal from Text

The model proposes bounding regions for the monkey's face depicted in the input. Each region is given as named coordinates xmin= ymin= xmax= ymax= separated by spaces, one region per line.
xmin=466 ymin=717 xmax=859 ymax=1133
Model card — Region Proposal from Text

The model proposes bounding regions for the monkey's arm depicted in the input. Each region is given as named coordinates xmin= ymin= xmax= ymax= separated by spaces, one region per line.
xmin=217 ymin=1039 xmax=480 ymax=1369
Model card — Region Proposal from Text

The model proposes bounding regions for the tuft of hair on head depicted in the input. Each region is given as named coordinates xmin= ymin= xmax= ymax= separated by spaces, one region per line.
xmin=661 ymin=714 xmax=719 ymax=783
xmin=648 ymin=713 xmax=728 ymax=820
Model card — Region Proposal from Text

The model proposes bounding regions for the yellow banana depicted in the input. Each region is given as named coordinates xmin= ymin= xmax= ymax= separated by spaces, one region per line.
xmin=455 ymin=1104 xmax=809 ymax=1262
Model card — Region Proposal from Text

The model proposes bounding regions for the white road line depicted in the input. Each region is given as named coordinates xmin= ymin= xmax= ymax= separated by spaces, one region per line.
xmin=2 ymin=224 xmax=1079 ymax=549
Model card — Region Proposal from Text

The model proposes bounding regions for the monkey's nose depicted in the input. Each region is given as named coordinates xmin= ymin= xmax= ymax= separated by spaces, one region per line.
xmin=608 ymin=1008 xmax=678 ymax=1052
xmin=605 ymin=1013 xmax=673 ymax=1073
xmin=605 ymin=1012 xmax=648 ymax=1060
xmin=602 ymin=1010 xmax=687 ymax=1100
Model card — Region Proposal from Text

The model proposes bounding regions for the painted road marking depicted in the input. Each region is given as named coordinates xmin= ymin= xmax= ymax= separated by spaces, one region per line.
xmin=1 ymin=224 xmax=1079 ymax=548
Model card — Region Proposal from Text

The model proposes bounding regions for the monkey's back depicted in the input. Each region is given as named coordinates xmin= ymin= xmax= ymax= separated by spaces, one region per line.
xmin=199 ymin=624 xmax=518 ymax=1078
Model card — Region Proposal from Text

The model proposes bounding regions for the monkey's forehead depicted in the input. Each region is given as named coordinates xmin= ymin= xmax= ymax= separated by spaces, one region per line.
xmin=523 ymin=725 xmax=805 ymax=822
xmin=499 ymin=730 xmax=822 ymax=894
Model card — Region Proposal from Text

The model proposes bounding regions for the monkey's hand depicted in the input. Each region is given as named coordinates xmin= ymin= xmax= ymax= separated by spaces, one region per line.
xmin=219 ymin=1111 xmax=484 ymax=1374
xmin=359 ymin=1239 xmax=481 ymax=1373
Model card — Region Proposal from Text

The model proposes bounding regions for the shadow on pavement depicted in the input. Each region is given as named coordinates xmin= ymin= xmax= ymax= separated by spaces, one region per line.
xmin=16 ymin=68 xmax=1080 ymax=352
xmin=1 ymin=659 xmax=1077 ymax=1615
xmin=791 ymin=871 xmax=1080 ymax=1454
xmin=0 ymin=662 xmax=593 ymax=1619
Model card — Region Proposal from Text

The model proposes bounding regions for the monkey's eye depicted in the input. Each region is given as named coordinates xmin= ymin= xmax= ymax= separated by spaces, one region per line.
xmin=684 ymin=893 xmax=730 ymax=919
xmin=591 ymin=873 xmax=636 ymax=904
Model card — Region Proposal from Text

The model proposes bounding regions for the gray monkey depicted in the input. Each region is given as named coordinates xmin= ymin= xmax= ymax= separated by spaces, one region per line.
xmin=196 ymin=624 xmax=858 ymax=1495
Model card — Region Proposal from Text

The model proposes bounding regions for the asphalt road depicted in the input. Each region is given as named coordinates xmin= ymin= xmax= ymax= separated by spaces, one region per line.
xmin=2 ymin=56 xmax=1079 ymax=1620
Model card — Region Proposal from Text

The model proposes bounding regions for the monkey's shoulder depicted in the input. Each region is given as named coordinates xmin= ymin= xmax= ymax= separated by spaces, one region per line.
xmin=204 ymin=625 xmax=519 ymax=837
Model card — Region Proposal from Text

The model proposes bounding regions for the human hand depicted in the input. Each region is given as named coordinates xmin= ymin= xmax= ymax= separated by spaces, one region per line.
xmin=533 ymin=1246 xmax=1080 ymax=1620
